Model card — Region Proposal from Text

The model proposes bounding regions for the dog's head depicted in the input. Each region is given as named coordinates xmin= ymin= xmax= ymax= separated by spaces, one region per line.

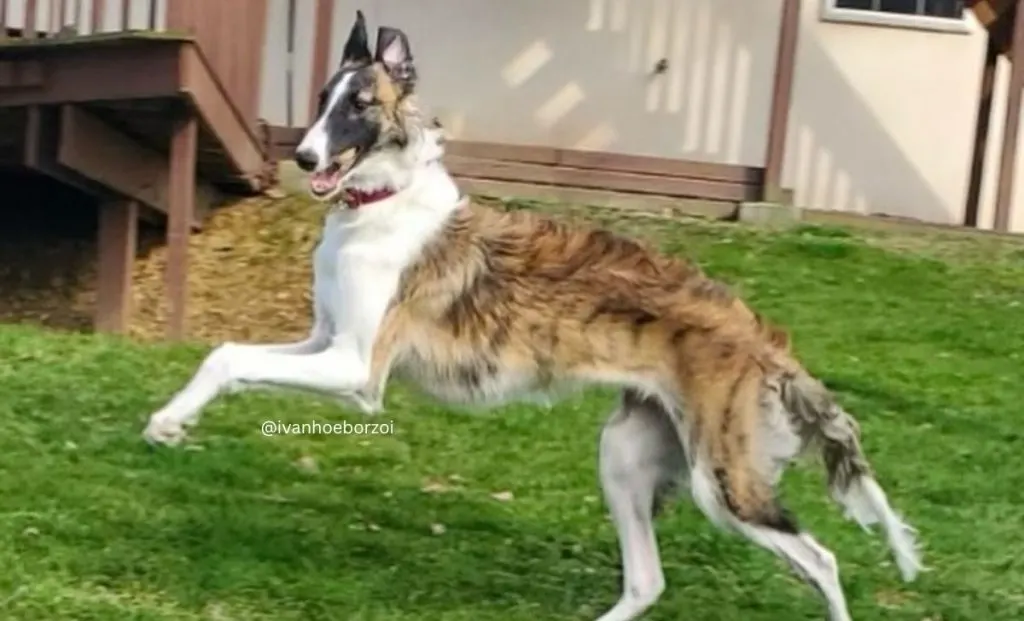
xmin=294 ymin=10 xmax=420 ymax=203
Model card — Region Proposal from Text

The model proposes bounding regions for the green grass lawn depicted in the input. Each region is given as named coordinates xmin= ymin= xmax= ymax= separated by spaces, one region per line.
xmin=2 ymin=211 xmax=1024 ymax=620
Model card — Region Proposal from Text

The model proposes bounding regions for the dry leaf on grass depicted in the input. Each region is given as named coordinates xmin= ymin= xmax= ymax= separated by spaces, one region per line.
xmin=421 ymin=475 xmax=465 ymax=494
xmin=294 ymin=455 xmax=319 ymax=473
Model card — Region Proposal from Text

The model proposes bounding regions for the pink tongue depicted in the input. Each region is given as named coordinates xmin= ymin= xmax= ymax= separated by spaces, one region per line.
xmin=311 ymin=170 xmax=338 ymax=194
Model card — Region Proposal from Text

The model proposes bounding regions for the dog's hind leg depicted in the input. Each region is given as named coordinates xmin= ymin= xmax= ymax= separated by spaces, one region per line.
xmin=685 ymin=368 xmax=853 ymax=621
xmin=690 ymin=460 xmax=852 ymax=621
xmin=595 ymin=389 xmax=687 ymax=621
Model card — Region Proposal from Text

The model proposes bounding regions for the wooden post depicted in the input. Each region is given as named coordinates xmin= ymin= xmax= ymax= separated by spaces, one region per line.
xmin=24 ymin=0 xmax=38 ymax=39
xmin=762 ymin=0 xmax=801 ymax=203
xmin=964 ymin=35 xmax=1000 ymax=228
xmin=165 ymin=114 xmax=197 ymax=340
xmin=285 ymin=0 xmax=297 ymax=127
xmin=95 ymin=200 xmax=139 ymax=333
xmin=994 ymin=2 xmax=1024 ymax=232
xmin=56 ymin=0 xmax=66 ymax=31
xmin=22 ymin=105 xmax=41 ymax=167
xmin=90 ymin=0 xmax=105 ymax=33
xmin=308 ymin=0 xmax=336 ymax=122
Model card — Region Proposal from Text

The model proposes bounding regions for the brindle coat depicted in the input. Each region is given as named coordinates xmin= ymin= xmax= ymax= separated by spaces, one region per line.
xmin=364 ymin=202 xmax=839 ymax=527
xmin=147 ymin=11 xmax=922 ymax=621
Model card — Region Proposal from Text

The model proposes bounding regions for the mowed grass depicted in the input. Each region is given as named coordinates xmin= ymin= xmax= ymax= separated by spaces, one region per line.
xmin=2 ymin=210 xmax=1024 ymax=620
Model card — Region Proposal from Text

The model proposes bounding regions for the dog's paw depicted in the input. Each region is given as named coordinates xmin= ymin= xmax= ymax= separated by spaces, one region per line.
xmin=142 ymin=412 xmax=189 ymax=447
xmin=326 ymin=389 xmax=383 ymax=415
xmin=351 ymin=391 xmax=385 ymax=415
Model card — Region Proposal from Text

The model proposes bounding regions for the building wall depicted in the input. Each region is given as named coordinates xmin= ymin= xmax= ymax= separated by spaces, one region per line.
xmin=257 ymin=0 xmax=1024 ymax=232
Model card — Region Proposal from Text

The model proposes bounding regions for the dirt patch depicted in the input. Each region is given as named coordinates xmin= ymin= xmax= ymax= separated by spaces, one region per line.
xmin=128 ymin=195 xmax=327 ymax=343
xmin=0 ymin=234 xmax=97 ymax=332
xmin=0 ymin=170 xmax=99 ymax=332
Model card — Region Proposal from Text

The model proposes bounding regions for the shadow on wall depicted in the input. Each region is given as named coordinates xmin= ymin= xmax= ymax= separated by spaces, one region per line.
xmin=369 ymin=0 xmax=961 ymax=222
xmin=783 ymin=18 xmax=965 ymax=224
xmin=382 ymin=0 xmax=777 ymax=165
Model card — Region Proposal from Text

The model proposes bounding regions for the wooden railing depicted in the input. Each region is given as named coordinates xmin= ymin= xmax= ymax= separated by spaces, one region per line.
xmin=0 ymin=0 xmax=268 ymax=136
xmin=0 ymin=0 xmax=165 ymax=39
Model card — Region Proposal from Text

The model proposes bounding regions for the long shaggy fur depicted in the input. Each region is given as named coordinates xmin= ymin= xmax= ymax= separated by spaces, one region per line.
xmin=145 ymin=12 xmax=922 ymax=621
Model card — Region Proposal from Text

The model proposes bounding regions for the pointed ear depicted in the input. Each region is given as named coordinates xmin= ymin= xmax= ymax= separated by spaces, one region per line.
xmin=341 ymin=10 xmax=371 ymax=65
xmin=374 ymin=26 xmax=416 ymax=88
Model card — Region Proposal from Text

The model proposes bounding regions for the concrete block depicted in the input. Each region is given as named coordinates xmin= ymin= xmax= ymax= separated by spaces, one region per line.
xmin=737 ymin=201 xmax=802 ymax=227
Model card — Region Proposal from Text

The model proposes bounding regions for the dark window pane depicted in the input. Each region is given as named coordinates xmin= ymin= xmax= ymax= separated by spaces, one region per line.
xmin=879 ymin=0 xmax=919 ymax=14
xmin=923 ymin=0 xmax=964 ymax=18
xmin=835 ymin=0 xmax=875 ymax=9
xmin=834 ymin=0 xmax=965 ymax=18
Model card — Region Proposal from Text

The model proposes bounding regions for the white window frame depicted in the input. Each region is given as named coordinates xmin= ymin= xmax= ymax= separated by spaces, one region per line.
xmin=820 ymin=0 xmax=971 ymax=34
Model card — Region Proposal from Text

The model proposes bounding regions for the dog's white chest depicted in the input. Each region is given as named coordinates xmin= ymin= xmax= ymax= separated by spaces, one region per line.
xmin=311 ymin=214 xmax=401 ymax=341
xmin=311 ymin=216 xmax=348 ymax=336
xmin=310 ymin=205 xmax=448 ymax=349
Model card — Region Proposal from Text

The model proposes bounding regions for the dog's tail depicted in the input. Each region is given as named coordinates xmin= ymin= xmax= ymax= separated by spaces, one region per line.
xmin=779 ymin=370 xmax=923 ymax=582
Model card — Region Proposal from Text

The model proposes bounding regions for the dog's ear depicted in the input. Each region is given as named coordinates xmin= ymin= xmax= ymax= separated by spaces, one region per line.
xmin=374 ymin=26 xmax=416 ymax=90
xmin=341 ymin=10 xmax=372 ymax=65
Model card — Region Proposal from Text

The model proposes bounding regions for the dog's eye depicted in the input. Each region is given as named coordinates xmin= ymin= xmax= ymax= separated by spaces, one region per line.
xmin=352 ymin=92 xmax=374 ymax=110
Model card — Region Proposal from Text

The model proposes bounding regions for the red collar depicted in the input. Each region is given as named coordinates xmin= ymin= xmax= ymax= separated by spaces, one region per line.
xmin=342 ymin=187 xmax=397 ymax=209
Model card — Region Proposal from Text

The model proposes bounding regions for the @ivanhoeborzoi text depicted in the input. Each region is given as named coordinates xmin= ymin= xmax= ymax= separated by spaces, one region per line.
xmin=261 ymin=420 xmax=396 ymax=437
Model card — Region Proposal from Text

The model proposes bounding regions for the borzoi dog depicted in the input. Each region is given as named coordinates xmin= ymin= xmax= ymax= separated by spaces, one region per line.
xmin=143 ymin=11 xmax=921 ymax=620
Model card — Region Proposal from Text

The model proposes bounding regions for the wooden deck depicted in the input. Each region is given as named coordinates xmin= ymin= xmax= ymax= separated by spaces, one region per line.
xmin=0 ymin=33 xmax=271 ymax=339
xmin=0 ymin=33 xmax=266 ymax=192
xmin=444 ymin=141 xmax=764 ymax=204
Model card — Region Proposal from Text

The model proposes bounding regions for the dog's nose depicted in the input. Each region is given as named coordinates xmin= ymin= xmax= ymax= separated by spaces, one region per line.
xmin=294 ymin=148 xmax=319 ymax=172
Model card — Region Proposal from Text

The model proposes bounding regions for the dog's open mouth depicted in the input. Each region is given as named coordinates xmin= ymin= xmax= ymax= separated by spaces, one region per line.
xmin=310 ymin=162 xmax=344 ymax=198
xmin=309 ymin=148 xmax=361 ymax=200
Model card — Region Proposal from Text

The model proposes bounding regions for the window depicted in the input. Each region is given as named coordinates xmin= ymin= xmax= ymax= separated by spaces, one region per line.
xmin=822 ymin=0 xmax=969 ymax=33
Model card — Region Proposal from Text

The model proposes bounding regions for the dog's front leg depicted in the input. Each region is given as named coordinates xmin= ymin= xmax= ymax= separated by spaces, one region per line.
xmin=142 ymin=332 xmax=374 ymax=446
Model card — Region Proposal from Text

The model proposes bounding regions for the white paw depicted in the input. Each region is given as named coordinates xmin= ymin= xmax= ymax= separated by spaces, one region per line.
xmin=349 ymin=390 xmax=384 ymax=415
xmin=143 ymin=412 xmax=189 ymax=446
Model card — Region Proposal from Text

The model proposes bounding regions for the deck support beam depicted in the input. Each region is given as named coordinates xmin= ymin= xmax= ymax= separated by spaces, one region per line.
xmin=95 ymin=200 xmax=138 ymax=333
xmin=166 ymin=113 xmax=198 ymax=340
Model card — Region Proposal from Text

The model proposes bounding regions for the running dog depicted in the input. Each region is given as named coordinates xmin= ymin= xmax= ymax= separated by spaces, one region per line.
xmin=143 ymin=11 xmax=922 ymax=620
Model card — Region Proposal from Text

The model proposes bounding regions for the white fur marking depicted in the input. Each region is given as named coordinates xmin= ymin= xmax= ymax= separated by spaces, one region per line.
xmin=596 ymin=407 xmax=670 ymax=621
xmin=143 ymin=131 xmax=463 ymax=446
xmin=689 ymin=464 xmax=731 ymax=528
xmin=833 ymin=476 xmax=923 ymax=582
xmin=296 ymin=71 xmax=355 ymax=171
xmin=736 ymin=524 xmax=852 ymax=621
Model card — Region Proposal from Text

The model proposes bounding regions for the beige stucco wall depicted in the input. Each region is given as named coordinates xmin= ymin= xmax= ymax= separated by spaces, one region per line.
xmin=258 ymin=0 xmax=1024 ymax=232
xmin=787 ymin=2 xmax=1024 ymax=233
